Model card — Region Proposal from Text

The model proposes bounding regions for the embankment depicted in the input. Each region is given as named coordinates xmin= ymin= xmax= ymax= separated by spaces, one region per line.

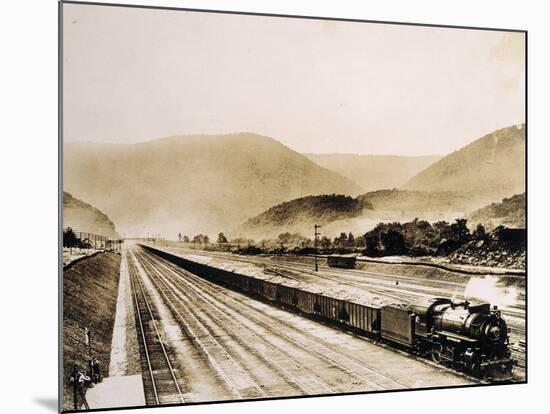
xmin=62 ymin=251 xmax=121 ymax=410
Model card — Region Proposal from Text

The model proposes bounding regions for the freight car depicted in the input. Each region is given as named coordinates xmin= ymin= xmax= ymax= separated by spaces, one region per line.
xmin=141 ymin=245 xmax=515 ymax=382
xmin=327 ymin=254 xmax=357 ymax=269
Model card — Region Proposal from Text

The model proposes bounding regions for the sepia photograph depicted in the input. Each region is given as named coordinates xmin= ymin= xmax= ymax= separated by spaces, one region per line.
xmin=60 ymin=1 xmax=526 ymax=412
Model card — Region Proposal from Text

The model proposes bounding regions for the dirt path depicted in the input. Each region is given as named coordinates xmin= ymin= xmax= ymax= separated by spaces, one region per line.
xmin=109 ymin=249 xmax=141 ymax=376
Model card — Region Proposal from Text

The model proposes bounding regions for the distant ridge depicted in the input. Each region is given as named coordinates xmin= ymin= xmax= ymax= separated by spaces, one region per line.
xmin=402 ymin=124 xmax=525 ymax=203
xmin=64 ymin=133 xmax=362 ymax=236
xmin=305 ymin=154 xmax=441 ymax=191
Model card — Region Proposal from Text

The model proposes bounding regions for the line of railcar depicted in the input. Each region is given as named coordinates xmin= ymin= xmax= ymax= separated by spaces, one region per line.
xmin=141 ymin=245 xmax=515 ymax=382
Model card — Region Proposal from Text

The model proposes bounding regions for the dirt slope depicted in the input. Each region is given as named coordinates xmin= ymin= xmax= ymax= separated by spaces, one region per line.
xmin=62 ymin=252 xmax=121 ymax=410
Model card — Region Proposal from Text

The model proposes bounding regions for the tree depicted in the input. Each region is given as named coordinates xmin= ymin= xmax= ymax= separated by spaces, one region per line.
xmin=363 ymin=233 xmax=380 ymax=256
xmin=203 ymin=235 xmax=210 ymax=245
xmin=347 ymin=232 xmax=355 ymax=246
xmin=231 ymin=237 xmax=256 ymax=245
xmin=355 ymin=235 xmax=366 ymax=248
xmin=334 ymin=232 xmax=348 ymax=247
xmin=183 ymin=235 xmax=190 ymax=243
xmin=380 ymin=229 xmax=406 ymax=255
xmin=217 ymin=232 xmax=228 ymax=244
xmin=278 ymin=232 xmax=293 ymax=245
xmin=63 ymin=227 xmax=79 ymax=249
xmin=177 ymin=233 xmax=182 ymax=242
xmin=472 ymin=224 xmax=487 ymax=241
xmin=433 ymin=221 xmax=451 ymax=240
xmin=320 ymin=236 xmax=332 ymax=249
xmin=449 ymin=218 xmax=471 ymax=243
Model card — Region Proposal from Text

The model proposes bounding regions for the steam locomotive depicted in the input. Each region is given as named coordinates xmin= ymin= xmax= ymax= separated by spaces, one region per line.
xmin=383 ymin=298 xmax=515 ymax=381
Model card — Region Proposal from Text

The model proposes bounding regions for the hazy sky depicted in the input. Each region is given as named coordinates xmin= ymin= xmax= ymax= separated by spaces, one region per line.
xmin=63 ymin=3 xmax=525 ymax=156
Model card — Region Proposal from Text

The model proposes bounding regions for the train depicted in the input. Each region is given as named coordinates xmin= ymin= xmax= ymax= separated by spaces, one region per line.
xmin=141 ymin=244 xmax=515 ymax=382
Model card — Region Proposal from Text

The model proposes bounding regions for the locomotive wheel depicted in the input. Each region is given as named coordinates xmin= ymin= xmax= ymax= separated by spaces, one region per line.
xmin=471 ymin=363 xmax=482 ymax=378
xmin=431 ymin=344 xmax=443 ymax=364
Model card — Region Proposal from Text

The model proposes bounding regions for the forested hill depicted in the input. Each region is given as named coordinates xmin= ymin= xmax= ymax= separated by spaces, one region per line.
xmin=63 ymin=191 xmax=120 ymax=239
xmin=243 ymin=194 xmax=372 ymax=230
xmin=242 ymin=189 xmax=476 ymax=238
xmin=402 ymin=124 xmax=525 ymax=204
xmin=467 ymin=193 xmax=526 ymax=229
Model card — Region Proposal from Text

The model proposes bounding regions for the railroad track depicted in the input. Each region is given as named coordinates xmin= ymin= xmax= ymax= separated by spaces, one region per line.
xmin=510 ymin=348 xmax=526 ymax=369
xmin=142 ymin=246 xmax=524 ymax=382
xmin=137 ymin=252 xmax=348 ymax=394
xmin=166 ymin=248 xmax=526 ymax=320
xmin=174 ymin=248 xmax=525 ymax=314
xmin=127 ymin=252 xmax=187 ymax=406
xmin=134 ymin=251 xmax=270 ymax=400
xmin=135 ymin=248 xmax=450 ymax=392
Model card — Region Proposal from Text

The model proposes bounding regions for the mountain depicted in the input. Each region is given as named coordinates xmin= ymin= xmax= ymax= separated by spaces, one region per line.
xmin=305 ymin=154 xmax=441 ymax=191
xmin=242 ymin=189 xmax=470 ymax=238
xmin=357 ymin=189 xmax=471 ymax=214
xmin=63 ymin=133 xmax=362 ymax=237
xmin=402 ymin=124 xmax=525 ymax=204
xmin=63 ymin=191 xmax=120 ymax=239
xmin=467 ymin=193 xmax=526 ymax=230
xmin=242 ymin=194 xmax=372 ymax=237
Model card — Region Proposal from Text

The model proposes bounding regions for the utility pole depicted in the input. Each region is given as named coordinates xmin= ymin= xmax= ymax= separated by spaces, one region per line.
xmin=314 ymin=224 xmax=321 ymax=272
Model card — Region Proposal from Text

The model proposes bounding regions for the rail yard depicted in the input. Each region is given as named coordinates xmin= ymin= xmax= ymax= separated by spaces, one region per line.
xmin=127 ymin=247 xmax=486 ymax=405
xmin=80 ymin=241 xmax=527 ymax=408
xmin=64 ymin=241 xmax=525 ymax=410
xmin=153 ymin=245 xmax=526 ymax=377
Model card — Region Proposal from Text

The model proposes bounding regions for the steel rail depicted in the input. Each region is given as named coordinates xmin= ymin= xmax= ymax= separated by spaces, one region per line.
xmin=137 ymin=252 xmax=333 ymax=395
xmin=129 ymin=251 xmax=187 ymax=405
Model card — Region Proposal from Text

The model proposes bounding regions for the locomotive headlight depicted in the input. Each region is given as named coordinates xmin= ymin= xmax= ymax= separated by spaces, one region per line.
xmin=488 ymin=325 xmax=501 ymax=340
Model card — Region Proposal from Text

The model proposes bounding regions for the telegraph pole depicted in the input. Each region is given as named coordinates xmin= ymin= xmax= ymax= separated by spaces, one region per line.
xmin=314 ymin=224 xmax=321 ymax=272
